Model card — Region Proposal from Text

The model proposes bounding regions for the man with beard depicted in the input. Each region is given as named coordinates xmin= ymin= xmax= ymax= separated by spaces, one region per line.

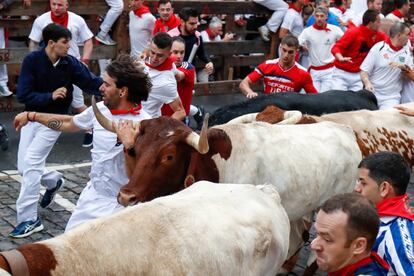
xmin=152 ymin=0 xmax=180 ymax=35
xmin=299 ymin=6 xmax=343 ymax=92
xmin=239 ymin=35 xmax=317 ymax=99
xmin=13 ymin=55 xmax=151 ymax=233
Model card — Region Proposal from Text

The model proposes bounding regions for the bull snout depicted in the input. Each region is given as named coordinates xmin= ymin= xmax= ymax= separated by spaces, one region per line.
xmin=117 ymin=189 xmax=139 ymax=207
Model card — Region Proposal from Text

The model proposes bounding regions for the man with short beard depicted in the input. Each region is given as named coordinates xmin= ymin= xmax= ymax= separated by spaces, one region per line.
xmin=299 ymin=6 xmax=343 ymax=92
xmin=240 ymin=35 xmax=317 ymax=99
xmin=13 ymin=55 xmax=151 ymax=233
xmin=152 ymin=0 xmax=180 ymax=35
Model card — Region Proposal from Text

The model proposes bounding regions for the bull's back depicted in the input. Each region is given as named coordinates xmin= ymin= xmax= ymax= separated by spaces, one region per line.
xmin=213 ymin=121 xmax=362 ymax=220
xmin=43 ymin=182 xmax=289 ymax=275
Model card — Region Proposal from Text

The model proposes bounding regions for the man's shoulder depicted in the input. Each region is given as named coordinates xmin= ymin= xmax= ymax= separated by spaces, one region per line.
xmin=67 ymin=11 xmax=87 ymax=23
xmin=33 ymin=12 xmax=51 ymax=25
xmin=180 ymin=61 xmax=195 ymax=71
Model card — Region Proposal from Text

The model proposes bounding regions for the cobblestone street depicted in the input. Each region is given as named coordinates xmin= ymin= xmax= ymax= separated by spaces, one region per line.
xmin=0 ymin=163 xmax=90 ymax=251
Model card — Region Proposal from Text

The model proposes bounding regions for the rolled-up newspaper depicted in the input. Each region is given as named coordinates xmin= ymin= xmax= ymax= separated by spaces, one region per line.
xmin=187 ymin=44 xmax=199 ymax=64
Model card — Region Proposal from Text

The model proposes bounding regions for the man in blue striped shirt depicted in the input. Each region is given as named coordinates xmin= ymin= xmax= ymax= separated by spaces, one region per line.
xmin=355 ymin=151 xmax=414 ymax=275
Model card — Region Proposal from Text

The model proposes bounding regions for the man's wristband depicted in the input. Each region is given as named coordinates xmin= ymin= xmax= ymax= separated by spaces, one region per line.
xmin=27 ymin=111 xmax=36 ymax=122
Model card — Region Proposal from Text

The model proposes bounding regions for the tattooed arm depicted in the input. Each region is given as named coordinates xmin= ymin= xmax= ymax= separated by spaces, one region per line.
xmin=14 ymin=111 xmax=81 ymax=132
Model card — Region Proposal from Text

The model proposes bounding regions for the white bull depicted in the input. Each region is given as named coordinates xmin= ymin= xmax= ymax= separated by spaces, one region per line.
xmin=0 ymin=182 xmax=290 ymax=275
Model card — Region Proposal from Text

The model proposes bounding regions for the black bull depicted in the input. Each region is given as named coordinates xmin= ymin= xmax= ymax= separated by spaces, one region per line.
xmin=209 ymin=90 xmax=378 ymax=126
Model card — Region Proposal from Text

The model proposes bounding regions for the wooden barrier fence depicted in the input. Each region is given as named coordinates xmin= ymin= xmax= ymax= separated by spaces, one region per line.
xmin=0 ymin=0 xmax=274 ymax=100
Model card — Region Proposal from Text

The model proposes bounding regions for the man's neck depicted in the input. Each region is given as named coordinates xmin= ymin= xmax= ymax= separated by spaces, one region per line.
xmin=116 ymin=100 xmax=135 ymax=111
xmin=390 ymin=37 xmax=402 ymax=48
xmin=162 ymin=15 xmax=171 ymax=23
xmin=279 ymin=61 xmax=295 ymax=70
xmin=45 ymin=47 xmax=59 ymax=64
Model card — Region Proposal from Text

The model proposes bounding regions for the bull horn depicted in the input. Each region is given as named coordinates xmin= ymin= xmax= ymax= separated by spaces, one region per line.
xmin=227 ymin=113 xmax=259 ymax=124
xmin=185 ymin=113 xmax=210 ymax=154
xmin=92 ymin=96 xmax=117 ymax=133
xmin=276 ymin=111 xmax=303 ymax=125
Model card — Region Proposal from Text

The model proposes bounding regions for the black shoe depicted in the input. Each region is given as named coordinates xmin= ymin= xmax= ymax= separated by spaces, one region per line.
xmin=192 ymin=105 xmax=205 ymax=130
xmin=82 ymin=132 xmax=93 ymax=147
xmin=40 ymin=178 xmax=64 ymax=208
xmin=0 ymin=124 xmax=9 ymax=151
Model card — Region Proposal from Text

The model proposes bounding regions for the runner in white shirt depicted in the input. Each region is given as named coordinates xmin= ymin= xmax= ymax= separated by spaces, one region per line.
xmin=28 ymin=0 xmax=94 ymax=146
xmin=299 ymin=6 xmax=344 ymax=92
xmin=352 ymin=0 xmax=384 ymax=26
xmin=200 ymin=17 xmax=234 ymax=42
xmin=279 ymin=0 xmax=305 ymax=38
xmin=385 ymin=0 xmax=410 ymax=23
xmin=360 ymin=22 xmax=414 ymax=109
xmin=330 ymin=0 xmax=357 ymax=30
xmin=142 ymin=32 xmax=186 ymax=120
xmin=14 ymin=56 xmax=152 ymax=231
xmin=128 ymin=0 xmax=156 ymax=58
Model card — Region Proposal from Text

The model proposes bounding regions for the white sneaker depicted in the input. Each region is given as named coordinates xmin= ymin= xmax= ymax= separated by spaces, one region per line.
xmin=95 ymin=32 xmax=117 ymax=46
xmin=0 ymin=85 xmax=13 ymax=97
xmin=258 ymin=25 xmax=270 ymax=42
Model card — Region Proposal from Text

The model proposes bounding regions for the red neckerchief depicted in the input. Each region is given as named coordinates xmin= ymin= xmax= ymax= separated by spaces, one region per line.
xmin=328 ymin=252 xmax=389 ymax=276
xmin=205 ymin=28 xmax=217 ymax=40
xmin=289 ymin=3 xmax=301 ymax=13
xmin=133 ymin=5 xmax=151 ymax=17
xmin=392 ymin=9 xmax=404 ymax=19
xmin=335 ymin=5 xmax=346 ymax=14
xmin=312 ymin=23 xmax=331 ymax=32
xmin=110 ymin=103 xmax=142 ymax=115
xmin=385 ymin=37 xmax=403 ymax=51
xmin=377 ymin=193 xmax=414 ymax=220
xmin=154 ymin=14 xmax=180 ymax=33
xmin=51 ymin=11 xmax=69 ymax=27
xmin=145 ymin=56 xmax=176 ymax=71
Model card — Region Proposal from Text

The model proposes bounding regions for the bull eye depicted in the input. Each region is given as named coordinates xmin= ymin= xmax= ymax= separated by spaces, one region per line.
xmin=167 ymin=155 xmax=174 ymax=161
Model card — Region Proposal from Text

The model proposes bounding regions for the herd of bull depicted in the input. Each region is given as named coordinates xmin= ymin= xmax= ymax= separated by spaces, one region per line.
xmin=1 ymin=90 xmax=414 ymax=275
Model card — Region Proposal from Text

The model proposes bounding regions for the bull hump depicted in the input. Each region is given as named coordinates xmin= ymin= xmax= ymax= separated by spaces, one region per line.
xmin=18 ymin=243 xmax=57 ymax=275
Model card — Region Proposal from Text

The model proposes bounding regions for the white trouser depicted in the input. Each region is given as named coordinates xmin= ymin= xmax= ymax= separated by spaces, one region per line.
xmin=16 ymin=122 xmax=62 ymax=223
xmin=376 ymin=95 xmax=401 ymax=110
xmin=331 ymin=67 xmax=363 ymax=91
xmin=100 ymin=0 xmax=124 ymax=35
xmin=71 ymin=85 xmax=85 ymax=109
xmin=65 ymin=181 xmax=124 ymax=232
xmin=310 ymin=67 xmax=334 ymax=93
xmin=0 ymin=27 xmax=7 ymax=86
xmin=253 ymin=0 xmax=288 ymax=32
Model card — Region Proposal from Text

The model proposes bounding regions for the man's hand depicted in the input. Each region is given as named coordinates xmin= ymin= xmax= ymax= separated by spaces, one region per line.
xmin=223 ymin=33 xmax=235 ymax=41
xmin=205 ymin=62 xmax=214 ymax=75
xmin=339 ymin=56 xmax=352 ymax=62
xmin=246 ymin=91 xmax=258 ymax=99
xmin=14 ymin=112 xmax=31 ymax=131
xmin=364 ymin=82 xmax=375 ymax=92
xmin=394 ymin=105 xmax=414 ymax=116
xmin=52 ymin=87 xmax=67 ymax=100
xmin=114 ymin=119 xmax=140 ymax=149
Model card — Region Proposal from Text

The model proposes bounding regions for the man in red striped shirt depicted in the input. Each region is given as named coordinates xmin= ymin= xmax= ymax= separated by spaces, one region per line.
xmin=240 ymin=35 xmax=317 ymax=98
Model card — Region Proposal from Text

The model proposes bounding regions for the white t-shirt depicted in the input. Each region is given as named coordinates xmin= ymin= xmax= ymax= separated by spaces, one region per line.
xmin=73 ymin=101 xmax=150 ymax=196
xmin=200 ymin=30 xmax=221 ymax=42
xmin=360 ymin=41 xmax=414 ymax=103
xmin=281 ymin=8 xmax=303 ymax=37
xmin=385 ymin=13 xmax=404 ymax=23
xmin=353 ymin=12 xmax=384 ymax=26
xmin=128 ymin=11 xmax=156 ymax=58
xmin=298 ymin=24 xmax=343 ymax=67
xmin=350 ymin=0 xmax=368 ymax=14
xmin=330 ymin=7 xmax=357 ymax=29
xmin=142 ymin=65 xmax=179 ymax=118
xmin=29 ymin=11 xmax=93 ymax=59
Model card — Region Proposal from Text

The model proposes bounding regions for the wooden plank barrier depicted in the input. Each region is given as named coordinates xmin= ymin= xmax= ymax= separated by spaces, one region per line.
xmin=0 ymin=0 xmax=273 ymax=97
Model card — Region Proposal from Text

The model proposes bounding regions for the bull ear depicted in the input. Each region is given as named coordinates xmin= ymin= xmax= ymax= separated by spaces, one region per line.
xmin=92 ymin=96 xmax=117 ymax=133
xmin=185 ymin=113 xmax=210 ymax=154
